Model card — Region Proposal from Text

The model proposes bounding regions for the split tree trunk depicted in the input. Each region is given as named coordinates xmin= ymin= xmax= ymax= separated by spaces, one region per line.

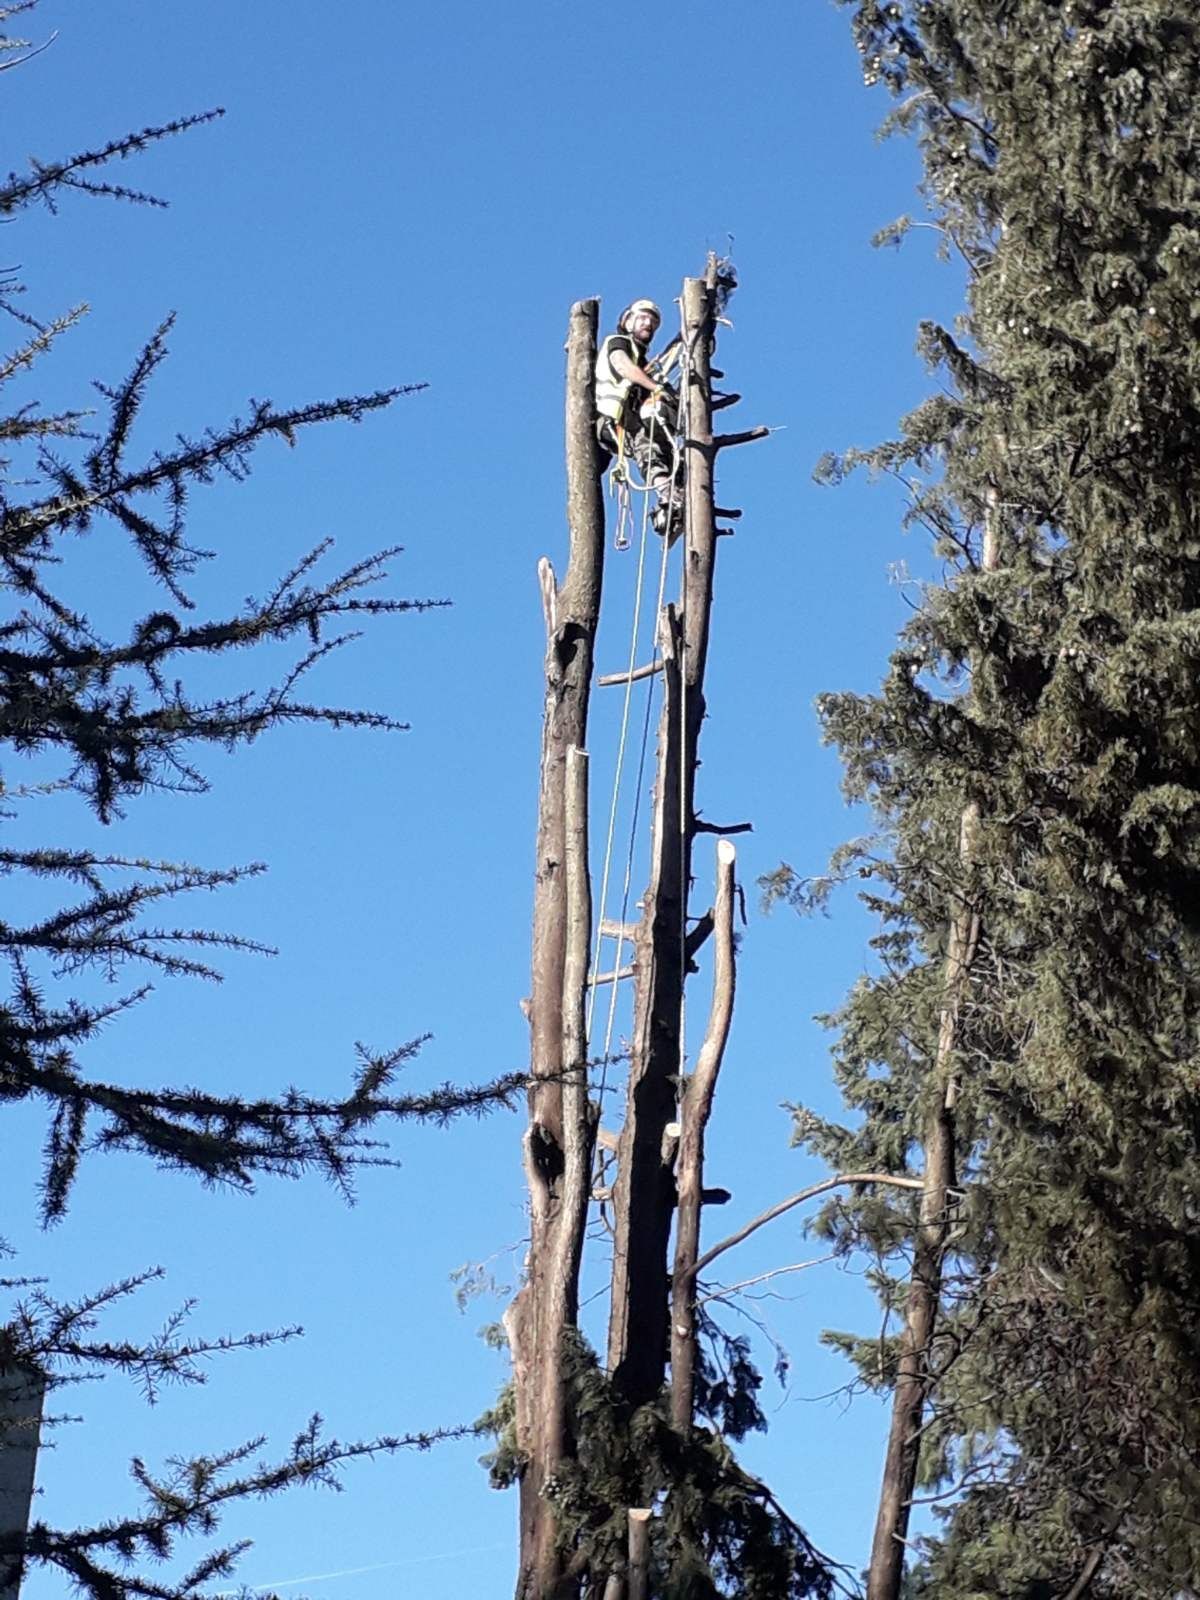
xmin=866 ymin=489 xmax=1000 ymax=1600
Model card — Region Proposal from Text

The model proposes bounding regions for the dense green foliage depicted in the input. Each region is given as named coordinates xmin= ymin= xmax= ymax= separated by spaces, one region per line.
xmin=482 ymin=1331 xmax=837 ymax=1600
xmin=778 ymin=3 xmax=1200 ymax=1594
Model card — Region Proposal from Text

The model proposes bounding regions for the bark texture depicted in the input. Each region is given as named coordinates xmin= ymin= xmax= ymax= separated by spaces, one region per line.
xmin=515 ymin=300 xmax=605 ymax=1600
xmin=670 ymin=839 xmax=737 ymax=1431
xmin=606 ymin=273 xmax=722 ymax=1407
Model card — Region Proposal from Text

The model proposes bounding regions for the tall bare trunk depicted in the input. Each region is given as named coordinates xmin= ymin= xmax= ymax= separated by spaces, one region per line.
xmin=516 ymin=263 xmax=762 ymax=1593
xmin=514 ymin=300 xmax=605 ymax=1600
xmin=607 ymin=272 xmax=720 ymax=1406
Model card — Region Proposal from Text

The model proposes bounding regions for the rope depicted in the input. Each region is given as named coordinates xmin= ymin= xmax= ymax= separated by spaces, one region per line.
xmin=596 ymin=484 xmax=673 ymax=1079
xmin=588 ymin=302 xmax=691 ymax=1098
xmin=587 ymin=441 xmax=656 ymax=1052
xmin=675 ymin=308 xmax=695 ymax=1089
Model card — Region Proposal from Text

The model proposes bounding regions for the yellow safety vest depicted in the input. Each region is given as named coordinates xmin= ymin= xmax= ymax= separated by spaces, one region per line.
xmin=594 ymin=333 xmax=648 ymax=423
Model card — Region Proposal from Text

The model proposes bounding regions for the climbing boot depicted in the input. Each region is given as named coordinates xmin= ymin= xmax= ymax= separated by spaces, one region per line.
xmin=652 ymin=500 xmax=683 ymax=544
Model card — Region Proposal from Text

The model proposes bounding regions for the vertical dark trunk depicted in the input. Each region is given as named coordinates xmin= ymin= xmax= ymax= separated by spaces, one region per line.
xmin=607 ymin=273 xmax=722 ymax=1407
xmin=605 ymin=602 xmax=686 ymax=1402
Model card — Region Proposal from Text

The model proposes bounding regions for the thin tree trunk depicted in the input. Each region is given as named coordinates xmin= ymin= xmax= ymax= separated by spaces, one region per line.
xmin=670 ymin=839 xmax=737 ymax=1432
xmin=627 ymin=1510 xmax=652 ymax=1600
xmin=866 ymin=488 xmax=1000 ymax=1600
xmin=515 ymin=300 xmax=605 ymax=1600
xmin=865 ymin=841 xmax=977 ymax=1600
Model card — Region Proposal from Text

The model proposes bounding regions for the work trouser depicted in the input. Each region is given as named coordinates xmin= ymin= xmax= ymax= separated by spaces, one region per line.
xmin=597 ymin=415 xmax=678 ymax=504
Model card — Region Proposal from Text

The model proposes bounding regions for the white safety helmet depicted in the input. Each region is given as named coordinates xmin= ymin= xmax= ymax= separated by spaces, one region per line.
xmin=621 ymin=299 xmax=662 ymax=331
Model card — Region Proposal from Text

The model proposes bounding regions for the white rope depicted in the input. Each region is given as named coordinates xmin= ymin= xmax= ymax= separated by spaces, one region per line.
xmin=587 ymin=440 xmax=656 ymax=1052
xmin=597 ymin=481 xmax=673 ymax=1075
xmin=675 ymin=305 xmax=696 ymax=1088
xmin=588 ymin=327 xmax=687 ymax=1064
xmin=588 ymin=302 xmax=692 ymax=1104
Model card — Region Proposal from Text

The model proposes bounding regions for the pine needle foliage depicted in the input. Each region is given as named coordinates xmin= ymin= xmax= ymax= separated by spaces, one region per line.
xmin=0 ymin=11 xmax=522 ymax=1597
xmin=775 ymin=3 xmax=1200 ymax=1593
xmin=0 ymin=41 xmax=524 ymax=1218
xmin=481 ymin=1331 xmax=839 ymax=1600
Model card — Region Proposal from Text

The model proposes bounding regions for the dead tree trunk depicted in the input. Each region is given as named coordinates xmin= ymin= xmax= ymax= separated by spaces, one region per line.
xmin=513 ymin=299 xmax=605 ymax=1600
xmin=670 ymin=837 xmax=737 ymax=1431
xmin=606 ymin=271 xmax=715 ymax=1406
xmin=515 ymin=262 xmax=763 ymax=1594
xmin=606 ymin=262 xmax=762 ymax=1410
xmin=866 ymin=489 xmax=999 ymax=1600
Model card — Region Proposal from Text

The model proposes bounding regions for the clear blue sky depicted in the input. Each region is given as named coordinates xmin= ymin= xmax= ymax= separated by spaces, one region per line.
xmin=6 ymin=3 xmax=961 ymax=1595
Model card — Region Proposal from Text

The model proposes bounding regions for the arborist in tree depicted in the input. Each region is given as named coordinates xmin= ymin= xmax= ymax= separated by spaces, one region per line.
xmin=595 ymin=299 xmax=681 ymax=537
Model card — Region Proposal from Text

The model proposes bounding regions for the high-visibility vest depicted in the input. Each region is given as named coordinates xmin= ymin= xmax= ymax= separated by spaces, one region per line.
xmin=595 ymin=332 xmax=648 ymax=423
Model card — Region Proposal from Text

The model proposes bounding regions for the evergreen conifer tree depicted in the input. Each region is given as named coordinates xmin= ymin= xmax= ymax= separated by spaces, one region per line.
xmin=0 ymin=11 xmax=521 ymax=1597
xmin=773 ymin=3 xmax=1200 ymax=1594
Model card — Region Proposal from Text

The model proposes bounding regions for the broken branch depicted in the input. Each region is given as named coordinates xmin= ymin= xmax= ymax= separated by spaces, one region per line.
xmin=589 ymin=965 xmax=635 ymax=987
xmin=598 ymin=659 xmax=664 ymax=688
xmin=685 ymin=1172 xmax=926 ymax=1282
xmin=713 ymin=426 xmax=771 ymax=450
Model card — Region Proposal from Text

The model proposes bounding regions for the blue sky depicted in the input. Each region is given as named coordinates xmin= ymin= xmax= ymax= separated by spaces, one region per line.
xmin=6 ymin=3 xmax=962 ymax=1595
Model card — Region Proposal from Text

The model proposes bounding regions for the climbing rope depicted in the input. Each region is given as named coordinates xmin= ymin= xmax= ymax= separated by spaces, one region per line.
xmin=587 ymin=448 xmax=656 ymax=1052
xmin=595 ymin=474 xmax=674 ymax=1080
xmin=675 ymin=312 xmax=697 ymax=1089
xmin=587 ymin=298 xmax=692 ymax=1096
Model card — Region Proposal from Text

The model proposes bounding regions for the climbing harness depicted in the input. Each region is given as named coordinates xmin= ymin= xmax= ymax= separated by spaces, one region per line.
xmin=588 ymin=299 xmax=692 ymax=1092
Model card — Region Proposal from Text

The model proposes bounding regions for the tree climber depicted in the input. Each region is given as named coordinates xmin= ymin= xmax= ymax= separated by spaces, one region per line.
xmin=594 ymin=299 xmax=681 ymax=537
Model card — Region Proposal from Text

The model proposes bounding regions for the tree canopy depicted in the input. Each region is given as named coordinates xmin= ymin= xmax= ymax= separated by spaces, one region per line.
xmin=772 ymin=4 xmax=1200 ymax=1594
